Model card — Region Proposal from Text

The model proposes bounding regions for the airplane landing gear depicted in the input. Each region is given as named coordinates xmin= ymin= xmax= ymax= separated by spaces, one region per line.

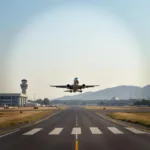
xmin=80 ymin=90 xmax=82 ymax=93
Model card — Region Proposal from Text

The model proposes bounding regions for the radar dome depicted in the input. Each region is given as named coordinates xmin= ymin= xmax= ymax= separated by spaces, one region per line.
xmin=111 ymin=97 xmax=119 ymax=101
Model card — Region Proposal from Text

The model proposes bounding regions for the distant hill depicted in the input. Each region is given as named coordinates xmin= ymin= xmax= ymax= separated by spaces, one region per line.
xmin=52 ymin=85 xmax=150 ymax=100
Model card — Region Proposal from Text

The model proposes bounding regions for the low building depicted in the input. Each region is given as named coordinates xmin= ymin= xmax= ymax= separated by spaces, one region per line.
xmin=0 ymin=93 xmax=28 ymax=106
xmin=0 ymin=79 xmax=28 ymax=106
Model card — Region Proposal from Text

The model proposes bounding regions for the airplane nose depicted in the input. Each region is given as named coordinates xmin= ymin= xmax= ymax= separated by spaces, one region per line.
xmin=74 ymin=77 xmax=78 ymax=80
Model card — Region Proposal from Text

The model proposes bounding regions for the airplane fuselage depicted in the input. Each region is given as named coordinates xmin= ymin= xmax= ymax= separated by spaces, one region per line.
xmin=70 ymin=78 xmax=82 ymax=92
xmin=72 ymin=84 xmax=79 ymax=92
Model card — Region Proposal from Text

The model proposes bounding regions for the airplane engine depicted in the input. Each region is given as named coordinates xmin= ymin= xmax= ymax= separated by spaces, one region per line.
xmin=82 ymin=84 xmax=86 ymax=88
xmin=67 ymin=84 xmax=70 ymax=88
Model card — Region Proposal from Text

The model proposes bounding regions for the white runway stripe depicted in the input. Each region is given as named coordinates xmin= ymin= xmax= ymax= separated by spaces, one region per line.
xmin=108 ymin=127 xmax=124 ymax=134
xmin=23 ymin=128 xmax=43 ymax=135
xmin=90 ymin=127 xmax=102 ymax=134
xmin=49 ymin=128 xmax=63 ymax=135
xmin=125 ymin=127 xmax=147 ymax=134
xmin=71 ymin=127 xmax=81 ymax=134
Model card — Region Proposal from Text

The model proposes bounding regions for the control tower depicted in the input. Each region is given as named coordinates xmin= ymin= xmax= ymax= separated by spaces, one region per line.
xmin=20 ymin=79 xmax=28 ymax=94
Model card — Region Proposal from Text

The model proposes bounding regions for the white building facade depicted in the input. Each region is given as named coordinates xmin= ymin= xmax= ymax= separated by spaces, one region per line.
xmin=0 ymin=79 xmax=28 ymax=106
xmin=0 ymin=93 xmax=27 ymax=106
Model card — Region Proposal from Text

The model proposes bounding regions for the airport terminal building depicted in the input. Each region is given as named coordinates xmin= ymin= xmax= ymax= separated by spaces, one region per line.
xmin=0 ymin=79 xmax=28 ymax=106
xmin=0 ymin=93 xmax=28 ymax=106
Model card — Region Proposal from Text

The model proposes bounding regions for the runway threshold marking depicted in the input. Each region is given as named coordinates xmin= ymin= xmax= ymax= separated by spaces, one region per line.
xmin=23 ymin=128 xmax=43 ymax=135
xmin=71 ymin=128 xmax=81 ymax=134
xmin=108 ymin=127 xmax=124 ymax=134
xmin=125 ymin=127 xmax=147 ymax=134
xmin=49 ymin=128 xmax=63 ymax=135
xmin=90 ymin=127 xmax=102 ymax=134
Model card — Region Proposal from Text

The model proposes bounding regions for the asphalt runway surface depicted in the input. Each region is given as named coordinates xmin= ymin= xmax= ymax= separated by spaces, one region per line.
xmin=0 ymin=107 xmax=150 ymax=150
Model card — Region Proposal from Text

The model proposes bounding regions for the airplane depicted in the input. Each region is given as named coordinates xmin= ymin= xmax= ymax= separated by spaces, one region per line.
xmin=49 ymin=77 xmax=99 ymax=93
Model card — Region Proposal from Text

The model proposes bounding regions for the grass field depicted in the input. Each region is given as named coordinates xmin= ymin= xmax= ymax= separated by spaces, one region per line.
xmin=83 ymin=106 xmax=140 ymax=110
xmin=0 ymin=110 xmax=53 ymax=129
xmin=0 ymin=106 xmax=68 ymax=111
xmin=0 ymin=106 xmax=56 ymax=111
xmin=108 ymin=112 xmax=150 ymax=127
xmin=0 ymin=106 xmax=68 ymax=129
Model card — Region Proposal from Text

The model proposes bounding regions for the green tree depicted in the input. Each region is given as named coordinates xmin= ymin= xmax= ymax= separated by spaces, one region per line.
xmin=43 ymin=98 xmax=50 ymax=105
xmin=81 ymin=102 xmax=87 ymax=105
xmin=98 ymin=101 xmax=104 ymax=105
xmin=36 ymin=99 xmax=43 ymax=104
xmin=134 ymin=99 xmax=150 ymax=106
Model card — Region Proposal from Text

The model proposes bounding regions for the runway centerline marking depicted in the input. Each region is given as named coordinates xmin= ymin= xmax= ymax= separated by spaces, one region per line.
xmin=75 ymin=139 xmax=79 ymax=150
xmin=49 ymin=128 xmax=63 ymax=135
xmin=23 ymin=128 xmax=43 ymax=135
xmin=75 ymin=119 xmax=79 ymax=150
xmin=108 ymin=127 xmax=124 ymax=134
xmin=76 ymin=116 xmax=78 ymax=126
xmin=75 ymin=130 xmax=78 ymax=139
xmin=71 ymin=127 xmax=81 ymax=135
xmin=125 ymin=127 xmax=147 ymax=134
xmin=90 ymin=127 xmax=102 ymax=134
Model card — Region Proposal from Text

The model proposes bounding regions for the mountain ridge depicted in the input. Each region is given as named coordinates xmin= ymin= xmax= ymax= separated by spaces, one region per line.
xmin=51 ymin=85 xmax=150 ymax=100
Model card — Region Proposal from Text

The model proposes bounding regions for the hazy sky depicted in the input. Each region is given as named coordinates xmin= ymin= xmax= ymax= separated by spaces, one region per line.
xmin=0 ymin=0 xmax=150 ymax=99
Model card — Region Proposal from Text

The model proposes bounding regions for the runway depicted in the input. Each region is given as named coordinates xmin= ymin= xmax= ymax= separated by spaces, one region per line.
xmin=0 ymin=107 xmax=150 ymax=150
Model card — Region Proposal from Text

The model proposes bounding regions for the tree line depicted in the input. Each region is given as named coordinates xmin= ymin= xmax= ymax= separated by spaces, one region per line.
xmin=134 ymin=99 xmax=150 ymax=106
xmin=28 ymin=98 xmax=50 ymax=105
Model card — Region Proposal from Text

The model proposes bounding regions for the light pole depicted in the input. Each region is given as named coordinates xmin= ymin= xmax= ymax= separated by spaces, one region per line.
xmin=34 ymin=93 xmax=35 ymax=101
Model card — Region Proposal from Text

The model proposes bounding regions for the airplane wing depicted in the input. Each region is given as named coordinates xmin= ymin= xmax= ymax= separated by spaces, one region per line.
xmin=85 ymin=85 xmax=100 ymax=88
xmin=50 ymin=85 xmax=68 ymax=88
xmin=78 ymin=85 xmax=100 ymax=89
xmin=49 ymin=85 xmax=74 ymax=89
